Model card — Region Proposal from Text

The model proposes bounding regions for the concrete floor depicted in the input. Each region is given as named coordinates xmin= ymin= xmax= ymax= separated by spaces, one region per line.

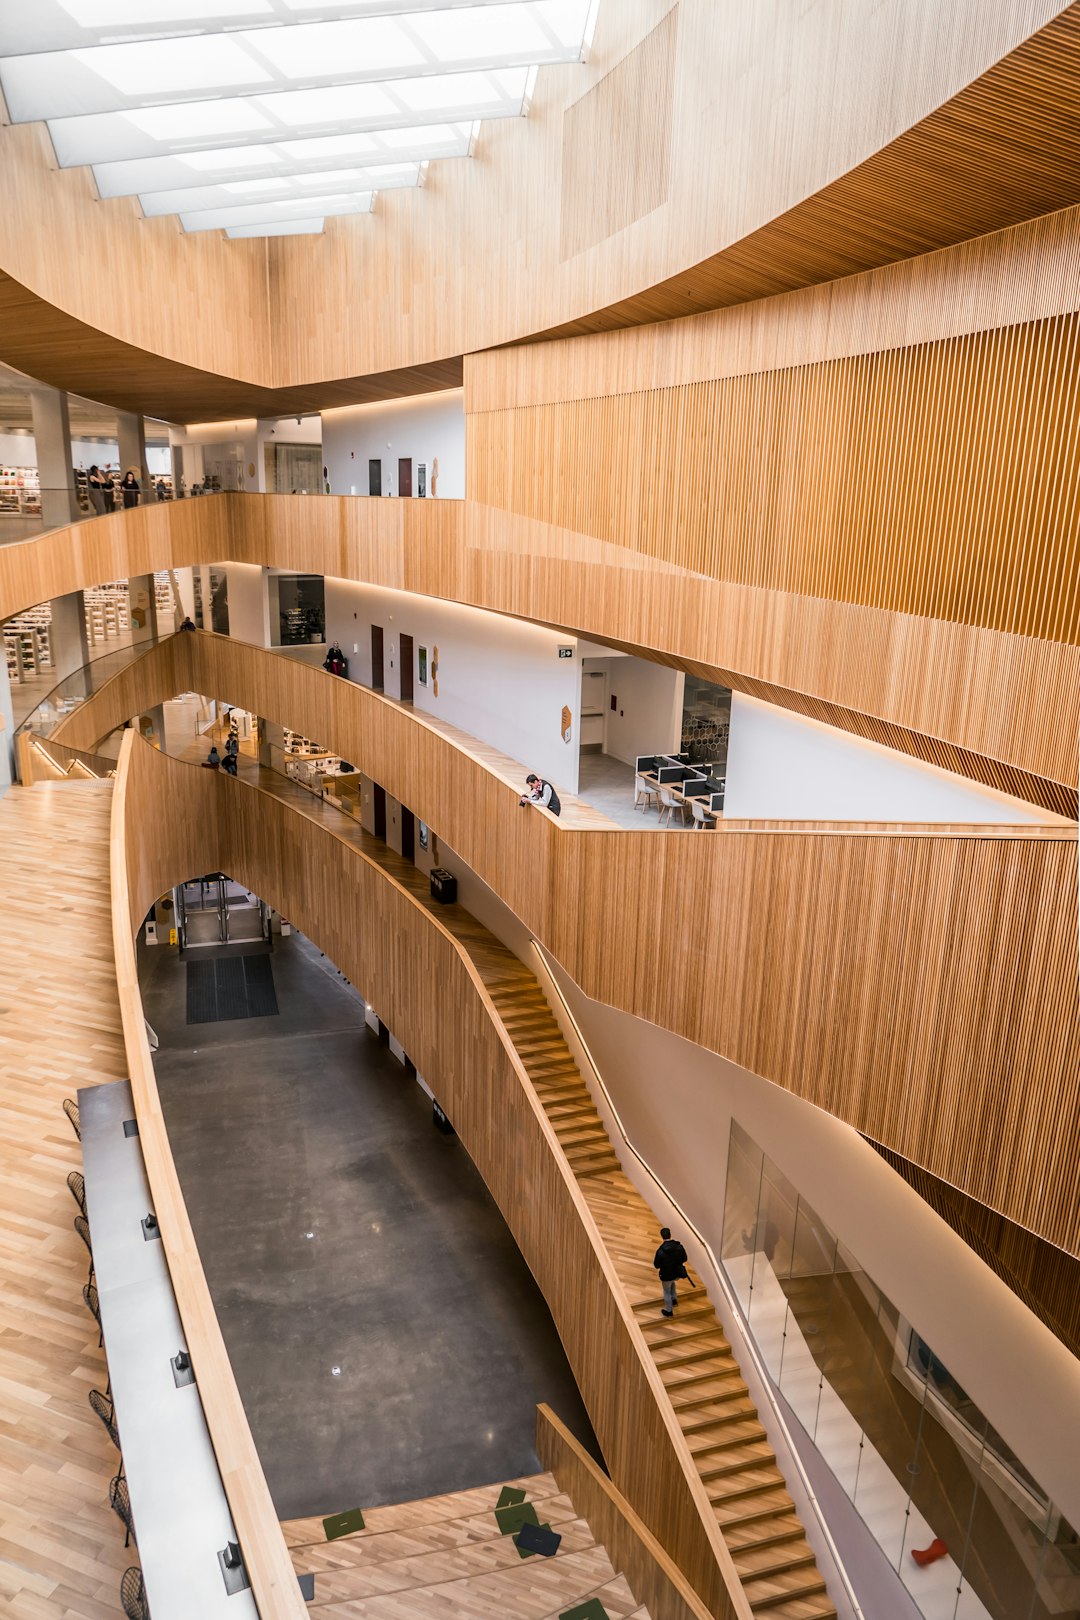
xmin=139 ymin=930 xmax=598 ymax=1520
xmin=577 ymin=751 xmax=692 ymax=830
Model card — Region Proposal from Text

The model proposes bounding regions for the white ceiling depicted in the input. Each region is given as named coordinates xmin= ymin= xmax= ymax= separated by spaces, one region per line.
xmin=0 ymin=0 xmax=598 ymax=237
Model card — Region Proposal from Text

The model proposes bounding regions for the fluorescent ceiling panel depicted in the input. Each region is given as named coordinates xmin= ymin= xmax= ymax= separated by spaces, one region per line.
xmin=1 ymin=2 xmax=523 ymax=55
xmin=47 ymin=65 xmax=528 ymax=163
xmin=180 ymin=189 xmax=373 ymax=228
xmin=0 ymin=1 xmax=591 ymax=121
xmin=91 ymin=119 xmax=471 ymax=194
xmin=140 ymin=159 xmax=419 ymax=211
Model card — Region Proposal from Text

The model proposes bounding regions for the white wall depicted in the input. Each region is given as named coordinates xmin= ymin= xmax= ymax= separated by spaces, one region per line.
xmin=0 ymin=434 xmax=170 ymax=475
xmin=223 ymin=563 xmax=270 ymax=647
xmin=725 ymin=692 xmax=1056 ymax=824
xmin=0 ymin=432 xmax=36 ymax=466
xmin=324 ymin=578 xmax=582 ymax=793
xmin=321 ymin=388 xmax=465 ymax=498
xmin=581 ymin=654 xmax=684 ymax=765
xmin=542 ymin=949 xmax=1080 ymax=1528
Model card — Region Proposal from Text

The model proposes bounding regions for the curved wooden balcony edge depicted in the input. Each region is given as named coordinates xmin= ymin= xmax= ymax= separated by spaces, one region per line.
xmin=114 ymin=731 xmax=760 ymax=1620
xmin=70 ymin=630 xmax=1080 ymax=1257
xmin=0 ymin=493 xmax=1075 ymax=809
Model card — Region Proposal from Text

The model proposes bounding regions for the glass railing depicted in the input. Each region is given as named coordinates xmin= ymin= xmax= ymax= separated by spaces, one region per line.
xmin=15 ymin=638 xmax=171 ymax=742
xmin=721 ymin=1122 xmax=1079 ymax=1620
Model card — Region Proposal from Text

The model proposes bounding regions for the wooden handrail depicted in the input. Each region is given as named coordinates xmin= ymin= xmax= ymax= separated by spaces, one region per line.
xmin=68 ymin=630 xmax=1080 ymax=1258
xmin=535 ymin=1405 xmax=716 ymax=1620
xmin=110 ymin=731 xmax=308 ymax=1620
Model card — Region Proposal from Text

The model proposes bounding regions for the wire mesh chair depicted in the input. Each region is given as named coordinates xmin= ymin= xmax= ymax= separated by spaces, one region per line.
xmin=74 ymin=1214 xmax=93 ymax=1282
xmin=63 ymin=1097 xmax=81 ymax=1139
xmin=83 ymin=1278 xmax=103 ymax=1347
xmin=67 ymin=1170 xmax=87 ymax=1217
xmin=120 ymin=1566 xmax=150 ymax=1620
xmin=110 ymin=1472 xmax=136 ymax=1548
xmin=89 ymin=1388 xmax=120 ymax=1449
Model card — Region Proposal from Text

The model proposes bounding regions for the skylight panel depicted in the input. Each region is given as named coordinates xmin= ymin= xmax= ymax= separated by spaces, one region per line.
xmin=180 ymin=189 xmax=373 ymax=228
xmin=92 ymin=122 xmax=466 ymax=195
xmin=140 ymin=159 xmax=417 ymax=211
xmin=225 ymin=218 xmax=327 ymax=239
xmin=0 ymin=1 xmax=590 ymax=121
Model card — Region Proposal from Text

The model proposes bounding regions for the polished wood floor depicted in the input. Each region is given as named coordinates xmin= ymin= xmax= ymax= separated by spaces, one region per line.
xmin=282 ymin=1472 xmax=649 ymax=1618
xmin=0 ymin=780 xmax=131 ymax=1618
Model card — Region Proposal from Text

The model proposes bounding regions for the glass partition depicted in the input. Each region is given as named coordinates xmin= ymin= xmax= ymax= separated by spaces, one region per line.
xmin=722 ymin=1123 xmax=1079 ymax=1620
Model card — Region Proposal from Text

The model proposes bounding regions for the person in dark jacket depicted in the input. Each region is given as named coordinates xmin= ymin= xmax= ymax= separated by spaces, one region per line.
xmin=323 ymin=641 xmax=348 ymax=677
xmin=204 ymin=746 xmax=221 ymax=769
xmin=86 ymin=466 xmax=106 ymax=516
xmin=653 ymin=1227 xmax=689 ymax=1316
xmin=222 ymin=751 xmax=238 ymax=776
xmin=180 ymin=616 xmax=196 ymax=632
xmin=520 ymin=773 xmax=561 ymax=816
xmin=120 ymin=469 xmax=140 ymax=509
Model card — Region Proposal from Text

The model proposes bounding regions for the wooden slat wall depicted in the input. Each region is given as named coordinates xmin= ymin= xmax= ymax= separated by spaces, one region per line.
xmin=467 ymin=309 xmax=1080 ymax=645
xmin=1 ymin=493 xmax=1076 ymax=807
xmin=115 ymin=735 xmax=751 ymax=1620
xmin=71 ymin=635 xmax=1080 ymax=1259
xmin=0 ymin=4 xmax=1077 ymax=414
xmin=110 ymin=733 xmax=309 ymax=1620
xmin=559 ymin=8 xmax=678 ymax=262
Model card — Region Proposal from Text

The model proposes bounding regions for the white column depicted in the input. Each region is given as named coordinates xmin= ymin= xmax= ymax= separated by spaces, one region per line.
xmin=29 ymin=387 xmax=80 ymax=529
xmin=116 ymin=411 xmax=149 ymax=495
xmin=49 ymin=590 xmax=90 ymax=683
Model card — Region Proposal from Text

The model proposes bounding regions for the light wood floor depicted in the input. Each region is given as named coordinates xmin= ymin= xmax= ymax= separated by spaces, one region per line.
xmin=0 ymin=781 xmax=131 ymax=1619
xmin=282 ymin=1472 xmax=650 ymax=1619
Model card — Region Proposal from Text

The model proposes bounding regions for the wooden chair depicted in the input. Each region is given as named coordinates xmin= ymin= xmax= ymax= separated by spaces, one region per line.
xmin=120 ymin=1566 xmax=150 ymax=1620
xmin=74 ymin=1214 xmax=93 ymax=1281
xmin=110 ymin=1473 xmax=136 ymax=1548
xmin=63 ymin=1097 xmax=81 ymax=1139
xmin=67 ymin=1170 xmax=86 ymax=1217
xmin=89 ymin=1388 xmax=120 ymax=1449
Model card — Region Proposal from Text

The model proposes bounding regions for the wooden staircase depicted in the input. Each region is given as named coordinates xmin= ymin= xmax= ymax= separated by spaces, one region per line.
xmin=282 ymin=1472 xmax=651 ymax=1618
xmin=484 ymin=976 xmax=837 ymax=1620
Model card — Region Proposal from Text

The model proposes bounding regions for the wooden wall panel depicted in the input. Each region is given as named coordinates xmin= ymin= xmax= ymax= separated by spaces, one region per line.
xmin=74 ymin=636 xmax=1080 ymax=1258
xmin=559 ymin=8 xmax=678 ymax=262
xmin=468 ymin=309 xmax=1080 ymax=645
xmin=0 ymin=3 xmax=1077 ymax=411
xmin=116 ymin=735 xmax=749 ymax=1620
xmin=1 ymin=491 xmax=1075 ymax=810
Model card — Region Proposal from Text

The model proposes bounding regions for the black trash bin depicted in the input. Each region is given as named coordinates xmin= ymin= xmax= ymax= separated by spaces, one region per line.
xmin=430 ymin=868 xmax=457 ymax=904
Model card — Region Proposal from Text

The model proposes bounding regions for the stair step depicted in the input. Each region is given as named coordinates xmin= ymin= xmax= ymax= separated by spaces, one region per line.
xmin=651 ymin=1341 xmax=732 ymax=1370
xmin=731 ymin=1539 xmax=818 ymax=1581
xmin=746 ymin=1570 xmax=829 ymax=1612
xmin=631 ymin=1287 xmax=707 ymax=1313
xmin=644 ymin=1321 xmax=726 ymax=1350
xmin=679 ymin=1402 xmax=758 ymax=1435
xmin=555 ymin=1123 xmax=608 ymax=1145
xmin=576 ymin=1161 xmax=621 ymax=1180
xmin=689 ymin=1421 xmax=767 ymax=1456
xmin=709 ymin=1472 xmax=787 ymax=1508
xmin=662 ymin=1363 xmax=741 ymax=1392
xmin=713 ymin=1488 xmax=797 ymax=1529
xmin=722 ymin=1513 xmax=807 ymax=1555
xmin=699 ymin=1444 xmax=776 ymax=1482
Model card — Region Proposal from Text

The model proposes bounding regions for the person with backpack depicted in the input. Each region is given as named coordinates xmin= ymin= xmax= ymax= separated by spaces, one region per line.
xmin=653 ymin=1227 xmax=689 ymax=1316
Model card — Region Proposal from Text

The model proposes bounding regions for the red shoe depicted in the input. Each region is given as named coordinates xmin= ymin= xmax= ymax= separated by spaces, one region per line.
xmin=911 ymin=1538 xmax=948 ymax=1567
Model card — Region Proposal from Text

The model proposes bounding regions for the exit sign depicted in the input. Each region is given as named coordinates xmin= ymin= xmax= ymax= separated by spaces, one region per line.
xmin=558 ymin=646 xmax=574 ymax=658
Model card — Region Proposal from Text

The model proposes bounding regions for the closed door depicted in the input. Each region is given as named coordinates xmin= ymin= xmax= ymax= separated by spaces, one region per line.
xmin=371 ymin=625 xmax=384 ymax=690
xmin=373 ymin=783 xmax=386 ymax=840
xmin=401 ymin=806 xmax=415 ymax=862
xmin=398 ymin=457 xmax=413 ymax=497
xmin=368 ymin=458 xmax=381 ymax=496
xmin=399 ymin=633 xmax=414 ymax=704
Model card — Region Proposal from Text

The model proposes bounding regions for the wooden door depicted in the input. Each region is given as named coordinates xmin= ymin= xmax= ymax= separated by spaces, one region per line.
xmin=368 ymin=458 xmax=381 ymax=496
xmin=372 ymin=783 xmax=386 ymax=841
xmin=399 ymin=633 xmax=414 ymax=704
xmin=398 ymin=457 xmax=413 ymax=497
xmin=371 ymin=625 xmax=384 ymax=690
xmin=401 ymin=806 xmax=415 ymax=863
